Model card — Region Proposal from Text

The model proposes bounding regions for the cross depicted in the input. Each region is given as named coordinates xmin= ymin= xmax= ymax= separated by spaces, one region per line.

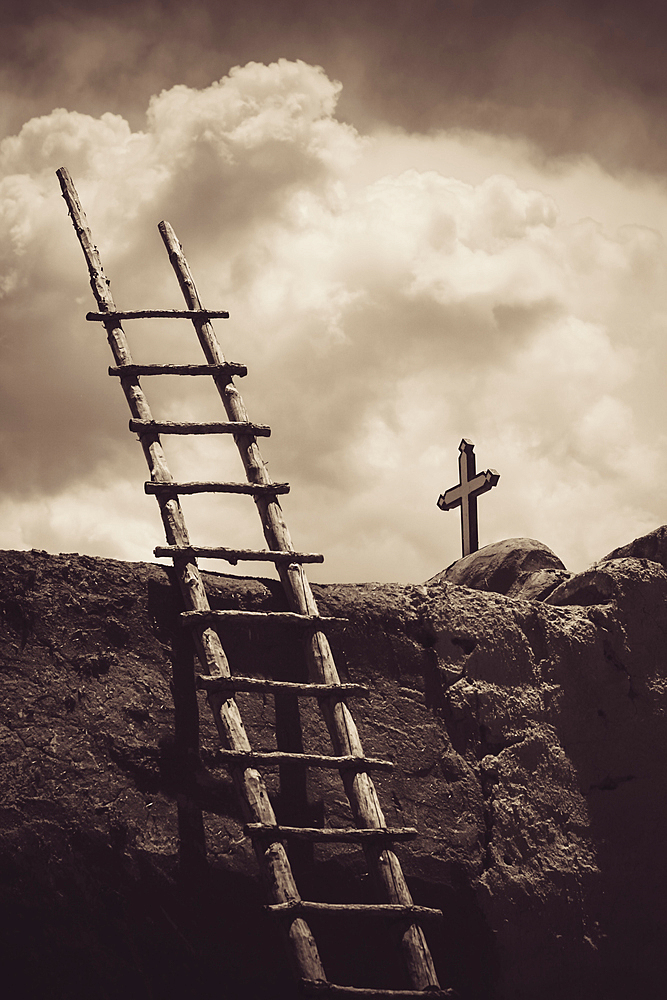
xmin=437 ymin=439 xmax=499 ymax=558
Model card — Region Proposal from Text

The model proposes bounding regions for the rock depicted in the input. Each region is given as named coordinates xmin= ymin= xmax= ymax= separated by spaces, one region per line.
xmin=602 ymin=524 xmax=667 ymax=569
xmin=1 ymin=545 xmax=666 ymax=1000
xmin=546 ymin=556 xmax=667 ymax=607
xmin=507 ymin=566 xmax=573 ymax=601
xmin=427 ymin=537 xmax=571 ymax=601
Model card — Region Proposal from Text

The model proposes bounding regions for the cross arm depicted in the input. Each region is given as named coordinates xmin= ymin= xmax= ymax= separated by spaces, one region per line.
xmin=473 ymin=468 xmax=500 ymax=497
xmin=437 ymin=487 xmax=461 ymax=511
xmin=437 ymin=469 xmax=499 ymax=510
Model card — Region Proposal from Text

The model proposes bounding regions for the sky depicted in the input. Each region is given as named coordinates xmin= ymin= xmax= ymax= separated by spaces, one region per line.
xmin=2 ymin=0 xmax=667 ymax=584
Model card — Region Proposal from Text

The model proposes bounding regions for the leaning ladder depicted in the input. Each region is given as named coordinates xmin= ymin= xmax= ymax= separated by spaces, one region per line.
xmin=57 ymin=167 xmax=453 ymax=999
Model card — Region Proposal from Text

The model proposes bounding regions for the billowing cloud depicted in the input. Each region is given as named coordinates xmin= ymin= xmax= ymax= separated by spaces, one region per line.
xmin=1 ymin=58 xmax=666 ymax=581
xmin=4 ymin=2 xmax=667 ymax=174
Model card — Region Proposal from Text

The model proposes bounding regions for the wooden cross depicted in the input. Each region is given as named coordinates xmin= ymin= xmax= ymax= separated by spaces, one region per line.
xmin=437 ymin=439 xmax=499 ymax=558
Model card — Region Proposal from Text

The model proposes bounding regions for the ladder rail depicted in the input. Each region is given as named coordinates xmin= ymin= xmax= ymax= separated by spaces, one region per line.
xmin=56 ymin=167 xmax=327 ymax=984
xmin=159 ymin=222 xmax=441 ymax=991
xmin=58 ymin=170 xmax=444 ymax=993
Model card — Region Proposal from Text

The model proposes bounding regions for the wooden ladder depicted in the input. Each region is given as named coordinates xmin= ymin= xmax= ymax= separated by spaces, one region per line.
xmin=57 ymin=167 xmax=455 ymax=999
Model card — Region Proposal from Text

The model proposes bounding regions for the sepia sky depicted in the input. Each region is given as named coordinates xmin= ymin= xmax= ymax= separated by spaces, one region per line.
xmin=2 ymin=0 xmax=667 ymax=583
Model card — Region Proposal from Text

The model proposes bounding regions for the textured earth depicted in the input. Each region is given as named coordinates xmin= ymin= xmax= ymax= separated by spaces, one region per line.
xmin=1 ymin=533 xmax=666 ymax=999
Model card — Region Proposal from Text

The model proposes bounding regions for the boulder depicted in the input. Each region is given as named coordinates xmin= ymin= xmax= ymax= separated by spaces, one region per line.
xmin=546 ymin=555 xmax=667 ymax=607
xmin=602 ymin=524 xmax=667 ymax=569
xmin=427 ymin=537 xmax=571 ymax=601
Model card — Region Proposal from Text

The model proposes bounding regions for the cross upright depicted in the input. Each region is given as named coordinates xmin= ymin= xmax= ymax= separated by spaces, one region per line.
xmin=437 ymin=439 xmax=499 ymax=557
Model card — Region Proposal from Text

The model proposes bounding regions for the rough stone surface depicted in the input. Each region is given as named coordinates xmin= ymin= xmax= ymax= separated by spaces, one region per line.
xmin=546 ymin=555 xmax=660 ymax=607
xmin=1 ymin=545 xmax=666 ymax=999
xmin=602 ymin=523 xmax=667 ymax=568
xmin=427 ymin=537 xmax=572 ymax=601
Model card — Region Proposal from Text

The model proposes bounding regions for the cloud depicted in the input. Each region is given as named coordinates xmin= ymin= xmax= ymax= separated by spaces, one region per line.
xmin=1 ymin=58 xmax=667 ymax=581
xmin=5 ymin=2 xmax=667 ymax=175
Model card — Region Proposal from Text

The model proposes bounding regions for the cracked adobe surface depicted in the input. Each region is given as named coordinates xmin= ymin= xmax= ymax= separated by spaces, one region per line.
xmin=1 ymin=546 xmax=666 ymax=998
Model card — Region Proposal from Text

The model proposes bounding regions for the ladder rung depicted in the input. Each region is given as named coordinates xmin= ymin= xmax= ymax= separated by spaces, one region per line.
xmin=129 ymin=419 xmax=270 ymax=436
xmin=197 ymin=676 xmax=368 ymax=697
xmin=245 ymin=824 xmax=417 ymax=843
xmin=302 ymin=983 xmax=456 ymax=998
xmin=268 ymin=901 xmax=443 ymax=920
xmin=147 ymin=481 xmax=290 ymax=496
xmin=87 ymin=309 xmax=229 ymax=320
xmin=181 ymin=609 xmax=345 ymax=627
xmin=207 ymin=750 xmax=394 ymax=772
xmin=157 ymin=545 xmax=322 ymax=565
xmin=110 ymin=363 xmax=247 ymax=377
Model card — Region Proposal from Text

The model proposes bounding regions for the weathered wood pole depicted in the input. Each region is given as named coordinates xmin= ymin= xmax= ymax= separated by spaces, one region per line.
xmin=159 ymin=222 xmax=442 ymax=991
xmin=56 ymin=168 xmax=326 ymax=983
